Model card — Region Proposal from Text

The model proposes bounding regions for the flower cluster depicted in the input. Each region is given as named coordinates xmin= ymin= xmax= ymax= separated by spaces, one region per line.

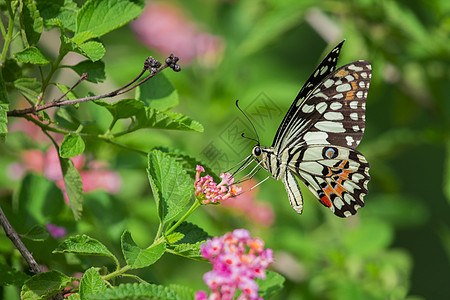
xmin=194 ymin=165 xmax=242 ymax=204
xmin=195 ymin=229 xmax=274 ymax=300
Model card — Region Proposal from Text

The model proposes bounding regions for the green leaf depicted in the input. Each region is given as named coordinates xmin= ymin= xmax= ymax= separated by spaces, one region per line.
xmin=169 ymin=242 xmax=204 ymax=261
xmin=171 ymin=222 xmax=209 ymax=245
xmin=94 ymin=98 xmax=145 ymax=120
xmin=37 ymin=0 xmax=78 ymax=31
xmin=79 ymin=268 xmax=107 ymax=299
xmin=165 ymin=232 xmax=184 ymax=244
xmin=77 ymin=41 xmax=105 ymax=61
xmin=74 ymin=0 xmax=145 ymax=43
xmin=147 ymin=150 xmax=193 ymax=226
xmin=256 ymin=271 xmax=285 ymax=299
xmin=21 ymin=270 xmax=74 ymax=300
xmin=121 ymin=231 xmax=166 ymax=269
xmin=0 ymin=103 xmax=8 ymax=142
xmin=0 ymin=263 xmax=30 ymax=286
xmin=67 ymin=293 xmax=81 ymax=300
xmin=84 ymin=283 xmax=178 ymax=300
xmin=134 ymin=107 xmax=203 ymax=132
xmin=55 ymin=83 xmax=78 ymax=101
xmin=53 ymin=234 xmax=115 ymax=258
xmin=15 ymin=47 xmax=50 ymax=65
xmin=55 ymin=106 xmax=82 ymax=130
xmin=22 ymin=225 xmax=49 ymax=241
xmin=136 ymin=73 xmax=179 ymax=111
xmin=59 ymin=157 xmax=83 ymax=220
xmin=70 ymin=60 xmax=105 ymax=83
xmin=168 ymin=284 xmax=195 ymax=300
xmin=2 ymin=58 xmax=22 ymax=82
xmin=13 ymin=78 xmax=41 ymax=103
xmin=60 ymin=134 xmax=85 ymax=158
xmin=20 ymin=0 xmax=43 ymax=44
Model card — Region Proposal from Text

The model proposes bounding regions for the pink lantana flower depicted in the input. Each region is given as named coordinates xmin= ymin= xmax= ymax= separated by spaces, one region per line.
xmin=195 ymin=229 xmax=274 ymax=300
xmin=194 ymin=165 xmax=242 ymax=205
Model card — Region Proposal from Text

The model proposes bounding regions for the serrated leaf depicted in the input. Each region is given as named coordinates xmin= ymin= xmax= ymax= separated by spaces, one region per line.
xmin=168 ymin=284 xmax=195 ymax=300
xmin=165 ymin=232 xmax=184 ymax=244
xmin=121 ymin=231 xmax=166 ymax=269
xmin=94 ymin=99 xmax=145 ymax=120
xmin=15 ymin=46 xmax=50 ymax=65
xmin=37 ymin=0 xmax=78 ymax=31
xmin=55 ymin=106 xmax=82 ymax=130
xmin=70 ymin=60 xmax=105 ymax=83
xmin=20 ymin=0 xmax=43 ymax=44
xmin=85 ymin=283 xmax=178 ymax=300
xmin=0 ymin=103 xmax=8 ymax=142
xmin=169 ymin=242 xmax=204 ymax=261
xmin=79 ymin=268 xmax=107 ymax=299
xmin=256 ymin=271 xmax=285 ymax=299
xmin=77 ymin=41 xmax=105 ymax=61
xmin=172 ymin=222 xmax=209 ymax=245
xmin=134 ymin=107 xmax=203 ymax=132
xmin=59 ymin=157 xmax=83 ymax=220
xmin=21 ymin=270 xmax=74 ymax=300
xmin=22 ymin=225 xmax=49 ymax=241
xmin=147 ymin=150 xmax=192 ymax=226
xmin=13 ymin=78 xmax=41 ymax=103
xmin=74 ymin=0 xmax=145 ymax=43
xmin=0 ymin=263 xmax=30 ymax=286
xmin=136 ymin=73 xmax=179 ymax=111
xmin=53 ymin=234 xmax=115 ymax=258
xmin=60 ymin=134 xmax=85 ymax=158
xmin=67 ymin=293 xmax=81 ymax=300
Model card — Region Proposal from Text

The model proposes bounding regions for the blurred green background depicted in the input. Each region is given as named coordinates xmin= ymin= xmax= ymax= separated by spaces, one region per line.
xmin=1 ymin=0 xmax=449 ymax=299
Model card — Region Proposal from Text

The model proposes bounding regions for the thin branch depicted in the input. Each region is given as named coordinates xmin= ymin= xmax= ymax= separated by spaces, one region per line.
xmin=54 ymin=73 xmax=88 ymax=103
xmin=0 ymin=205 xmax=42 ymax=274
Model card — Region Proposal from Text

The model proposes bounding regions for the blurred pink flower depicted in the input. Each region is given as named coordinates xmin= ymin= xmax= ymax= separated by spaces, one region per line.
xmin=195 ymin=229 xmax=274 ymax=300
xmin=222 ymin=179 xmax=275 ymax=227
xmin=131 ymin=2 xmax=224 ymax=66
xmin=195 ymin=165 xmax=242 ymax=204
xmin=46 ymin=223 xmax=67 ymax=239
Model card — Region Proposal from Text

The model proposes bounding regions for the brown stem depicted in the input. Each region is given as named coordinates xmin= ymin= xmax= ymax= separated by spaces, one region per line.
xmin=0 ymin=205 xmax=41 ymax=274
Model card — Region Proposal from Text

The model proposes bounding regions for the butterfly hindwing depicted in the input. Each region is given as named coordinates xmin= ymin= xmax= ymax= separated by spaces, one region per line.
xmin=287 ymin=145 xmax=370 ymax=217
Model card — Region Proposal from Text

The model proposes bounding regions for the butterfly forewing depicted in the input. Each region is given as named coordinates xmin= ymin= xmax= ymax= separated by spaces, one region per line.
xmin=272 ymin=40 xmax=345 ymax=148
xmin=274 ymin=60 xmax=372 ymax=153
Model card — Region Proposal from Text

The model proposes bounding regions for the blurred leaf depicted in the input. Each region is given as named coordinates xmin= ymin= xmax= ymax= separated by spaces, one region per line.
xmin=55 ymin=83 xmax=78 ymax=101
xmin=14 ymin=46 xmax=50 ymax=65
xmin=13 ymin=78 xmax=41 ymax=103
xmin=77 ymin=41 xmax=105 ymax=62
xmin=55 ymin=106 xmax=82 ymax=130
xmin=0 ymin=263 xmax=30 ymax=286
xmin=94 ymin=98 xmax=145 ymax=120
xmin=169 ymin=242 xmax=203 ymax=261
xmin=147 ymin=150 xmax=192 ymax=226
xmin=22 ymin=225 xmax=49 ymax=241
xmin=60 ymin=134 xmax=85 ymax=158
xmin=37 ymin=0 xmax=78 ymax=31
xmin=257 ymin=271 xmax=285 ymax=299
xmin=74 ymin=0 xmax=145 ymax=43
xmin=53 ymin=234 xmax=115 ymax=258
xmin=168 ymin=284 xmax=195 ymax=300
xmin=136 ymin=73 xmax=179 ymax=111
xmin=21 ymin=270 xmax=74 ymax=300
xmin=1 ymin=58 xmax=22 ymax=82
xmin=20 ymin=0 xmax=43 ymax=45
xmin=172 ymin=222 xmax=209 ymax=245
xmin=344 ymin=219 xmax=393 ymax=257
xmin=67 ymin=293 xmax=81 ymax=300
xmin=79 ymin=268 xmax=107 ymax=299
xmin=0 ymin=103 xmax=8 ymax=142
xmin=121 ymin=231 xmax=166 ymax=269
xmin=70 ymin=60 xmax=105 ymax=83
xmin=134 ymin=108 xmax=204 ymax=132
xmin=84 ymin=283 xmax=178 ymax=300
xmin=59 ymin=157 xmax=83 ymax=220
xmin=444 ymin=139 xmax=450 ymax=204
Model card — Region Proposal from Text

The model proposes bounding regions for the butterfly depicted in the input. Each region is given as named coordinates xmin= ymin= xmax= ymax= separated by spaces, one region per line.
xmin=250 ymin=40 xmax=371 ymax=217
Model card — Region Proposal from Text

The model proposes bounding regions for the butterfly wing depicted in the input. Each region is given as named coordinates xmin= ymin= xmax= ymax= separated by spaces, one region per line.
xmin=287 ymin=145 xmax=370 ymax=217
xmin=272 ymin=40 xmax=345 ymax=148
xmin=273 ymin=60 xmax=372 ymax=153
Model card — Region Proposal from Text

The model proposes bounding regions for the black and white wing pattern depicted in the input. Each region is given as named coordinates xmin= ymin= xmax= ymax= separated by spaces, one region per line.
xmin=252 ymin=40 xmax=372 ymax=218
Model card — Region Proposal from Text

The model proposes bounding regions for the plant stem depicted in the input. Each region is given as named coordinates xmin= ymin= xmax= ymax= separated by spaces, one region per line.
xmin=102 ymin=265 xmax=131 ymax=281
xmin=165 ymin=200 xmax=201 ymax=236
xmin=0 ymin=3 xmax=15 ymax=65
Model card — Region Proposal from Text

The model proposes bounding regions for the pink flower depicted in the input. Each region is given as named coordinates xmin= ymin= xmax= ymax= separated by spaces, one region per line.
xmin=46 ymin=223 xmax=67 ymax=239
xmin=196 ymin=229 xmax=274 ymax=300
xmin=194 ymin=165 xmax=242 ymax=205
xmin=131 ymin=2 xmax=224 ymax=66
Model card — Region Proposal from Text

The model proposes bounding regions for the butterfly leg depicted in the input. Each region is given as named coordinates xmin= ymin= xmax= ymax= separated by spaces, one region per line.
xmin=281 ymin=170 xmax=303 ymax=214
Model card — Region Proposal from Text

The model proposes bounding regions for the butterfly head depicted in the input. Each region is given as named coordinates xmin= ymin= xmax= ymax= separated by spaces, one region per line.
xmin=252 ymin=145 xmax=262 ymax=158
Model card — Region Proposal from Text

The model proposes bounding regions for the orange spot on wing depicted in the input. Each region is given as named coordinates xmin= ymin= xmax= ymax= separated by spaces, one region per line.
xmin=353 ymin=73 xmax=359 ymax=79
xmin=337 ymin=70 xmax=349 ymax=77
xmin=346 ymin=90 xmax=355 ymax=100
xmin=351 ymin=81 xmax=358 ymax=89
xmin=320 ymin=195 xmax=332 ymax=207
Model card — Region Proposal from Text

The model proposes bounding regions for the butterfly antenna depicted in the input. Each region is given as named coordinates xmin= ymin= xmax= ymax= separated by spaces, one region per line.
xmin=236 ymin=100 xmax=260 ymax=145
